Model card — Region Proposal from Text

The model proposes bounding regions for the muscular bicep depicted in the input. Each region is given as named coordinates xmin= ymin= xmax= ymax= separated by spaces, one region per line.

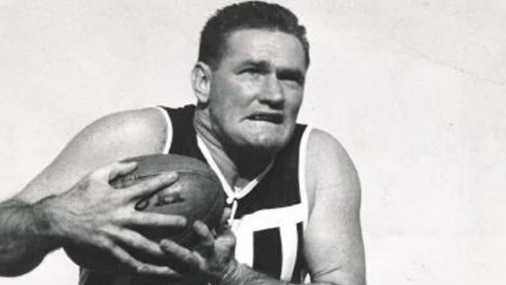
xmin=303 ymin=129 xmax=365 ymax=285
xmin=14 ymin=108 xmax=170 ymax=204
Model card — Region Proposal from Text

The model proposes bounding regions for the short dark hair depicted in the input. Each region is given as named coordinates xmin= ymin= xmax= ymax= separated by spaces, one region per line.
xmin=198 ymin=1 xmax=310 ymax=69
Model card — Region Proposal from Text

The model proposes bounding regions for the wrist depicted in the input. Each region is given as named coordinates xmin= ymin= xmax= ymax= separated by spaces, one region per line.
xmin=31 ymin=195 xmax=67 ymax=249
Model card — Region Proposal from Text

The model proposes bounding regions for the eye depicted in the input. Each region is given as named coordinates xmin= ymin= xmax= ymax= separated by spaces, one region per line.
xmin=241 ymin=67 xmax=260 ymax=75
xmin=278 ymin=71 xmax=305 ymax=86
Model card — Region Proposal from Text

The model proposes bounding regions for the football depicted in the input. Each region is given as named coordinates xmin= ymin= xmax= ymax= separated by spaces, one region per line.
xmin=65 ymin=154 xmax=225 ymax=270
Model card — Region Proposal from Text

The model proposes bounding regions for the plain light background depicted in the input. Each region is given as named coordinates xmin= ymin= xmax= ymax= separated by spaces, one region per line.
xmin=1 ymin=0 xmax=505 ymax=284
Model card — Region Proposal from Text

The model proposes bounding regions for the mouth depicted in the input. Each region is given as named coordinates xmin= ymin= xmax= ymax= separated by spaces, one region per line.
xmin=248 ymin=113 xmax=284 ymax=124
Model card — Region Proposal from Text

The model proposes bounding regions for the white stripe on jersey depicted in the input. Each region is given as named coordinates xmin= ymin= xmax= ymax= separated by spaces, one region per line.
xmin=280 ymin=224 xmax=299 ymax=280
xmin=154 ymin=106 xmax=173 ymax=154
xmin=298 ymin=125 xmax=312 ymax=229
xmin=231 ymin=203 xmax=306 ymax=231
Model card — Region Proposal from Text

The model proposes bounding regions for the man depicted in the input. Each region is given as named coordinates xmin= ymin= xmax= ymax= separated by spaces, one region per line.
xmin=0 ymin=1 xmax=365 ymax=285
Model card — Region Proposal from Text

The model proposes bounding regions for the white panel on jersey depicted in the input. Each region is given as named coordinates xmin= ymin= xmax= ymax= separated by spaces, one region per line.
xmin=231 ymin=204 xmax=305 ymax=269
xmin=280 ymin=224 xmax=299 ymax=280
xmin=298 ymin=126 xmax=313 ymax=228
xmin=154 ymin=106 xmax=173 ymax=154
xmin=232 ymin=218 xmax=255 ymax=267
xmin=234 ymin=204 xmax=306 ymax=231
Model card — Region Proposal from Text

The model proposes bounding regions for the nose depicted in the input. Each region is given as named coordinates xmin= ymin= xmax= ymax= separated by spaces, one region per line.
xmin=259 ymin=74 xmax=284 ymax=108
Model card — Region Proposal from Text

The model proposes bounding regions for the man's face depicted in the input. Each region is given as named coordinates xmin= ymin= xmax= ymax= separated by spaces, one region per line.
xmin=206 ymin=29 xmax=307 ymax=154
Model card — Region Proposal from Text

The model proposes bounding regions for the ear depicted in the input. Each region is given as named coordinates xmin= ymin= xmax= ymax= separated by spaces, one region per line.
xmin=191 ymin=62 xmax=212 ymax=104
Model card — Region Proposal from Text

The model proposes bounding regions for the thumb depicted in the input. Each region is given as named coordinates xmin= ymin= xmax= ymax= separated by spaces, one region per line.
xmin=90 ymin=161 xmax=138 ymax=183
xmin=216 ymin=207 xmax=232 ymax=234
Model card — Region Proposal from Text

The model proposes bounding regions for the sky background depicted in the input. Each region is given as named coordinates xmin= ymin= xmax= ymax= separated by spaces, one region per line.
xmin=1 ymin=0 xmax=505 ymax=284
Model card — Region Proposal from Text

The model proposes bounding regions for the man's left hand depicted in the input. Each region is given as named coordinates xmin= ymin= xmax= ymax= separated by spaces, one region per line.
xmin=159 ymin=212 xmax=239 ymax=285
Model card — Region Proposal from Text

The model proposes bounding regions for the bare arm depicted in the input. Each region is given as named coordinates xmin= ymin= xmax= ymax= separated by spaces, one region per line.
xmin=158 ymin=129 xmax=366 ymax=285
xmin=0 ymin=108 xmax=182 ymax=277
xmin=303 ymin=129 xmax=365 ymax=285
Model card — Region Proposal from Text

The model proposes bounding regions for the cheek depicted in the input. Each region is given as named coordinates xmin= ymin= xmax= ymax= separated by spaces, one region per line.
xmin=213 ymin=80 xmax=250 ymax=106
xmin=286 ymin=90 xmax=304 ymax=115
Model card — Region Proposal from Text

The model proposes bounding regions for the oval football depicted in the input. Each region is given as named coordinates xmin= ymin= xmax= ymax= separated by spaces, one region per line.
xmin=65 ymin=154 xmax=225 ymax=270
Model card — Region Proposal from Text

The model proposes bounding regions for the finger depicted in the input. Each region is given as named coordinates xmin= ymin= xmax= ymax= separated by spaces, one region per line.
xmin=108 ymin=162 xmax=139 ymax=182
xmin=193 ymin=220 xmax=214 ymax=243
xmin=219 ymin=227 xmax=236 ymax=243
xmin=121 ymin=212 xmax=187 ymax=228
xmin=192 ymin=221 xmax=216 ymax=257
xmin=105 ymin=241 xmax=179 ymax=278
xmin=221 ymin=207 xmax=232 ymax=224
xmin=218 ymin=208 xmax=232 ymax=233
xmin=91 ymin=162 xmax=138 ymax=182
xmin=125 ymin=172 xmax=178 ymax=200
xmin=106 ymin=227 xmax=165 ymax=258
xmin=136 ymin=265 xmax=182 ymax=280
xmin=159 ymin=239 xmax=201 ymax=270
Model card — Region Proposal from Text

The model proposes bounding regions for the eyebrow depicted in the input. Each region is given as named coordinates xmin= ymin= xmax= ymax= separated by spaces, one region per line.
xmin=238 ymin=60 xmax=306 ymax=84
xmin=277 ymin=67 xmax=306 ymax=85
xmin=236 ymin=60 xmax=270 ymax=71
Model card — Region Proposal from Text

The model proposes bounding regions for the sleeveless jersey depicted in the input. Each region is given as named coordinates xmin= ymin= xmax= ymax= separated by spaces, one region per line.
xmin=79 ymin=105 xmax=312 ymax=285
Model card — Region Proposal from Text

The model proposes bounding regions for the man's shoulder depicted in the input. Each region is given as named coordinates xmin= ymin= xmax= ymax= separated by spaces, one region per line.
xmin=74 ymin=107 xmax=171 ymax=157
xmin=306 ymin=127 xmax=358 ymax=176
xmin=94 ymin=107 xmax=167 ymax=132
xmin=304 ymin=127 xmax=359 ymax=205
xmin=305 ymin=128 xmax=350 ymax=159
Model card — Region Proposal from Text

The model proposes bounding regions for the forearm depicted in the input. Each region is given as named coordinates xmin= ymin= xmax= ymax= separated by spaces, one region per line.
xmin=218 ymin=263 xmax=336 ymax=285
xmin=0 ymin=198 xmax=60 ymax=276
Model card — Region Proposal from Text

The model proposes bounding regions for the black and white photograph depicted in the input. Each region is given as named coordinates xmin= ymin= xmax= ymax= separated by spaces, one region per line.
xmin=0 ymin=1 xmax=504 ymax=285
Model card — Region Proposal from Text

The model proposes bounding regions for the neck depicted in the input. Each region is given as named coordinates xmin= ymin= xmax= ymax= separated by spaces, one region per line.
xmin=193 ymin=109 xmax=275 ymax=188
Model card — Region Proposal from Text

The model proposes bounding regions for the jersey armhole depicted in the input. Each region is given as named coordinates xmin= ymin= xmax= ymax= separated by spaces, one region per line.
xmin=154 ymin=106 xmax=173 ymax=154
xmin=298 ymin=126 xmax=313 ymax=230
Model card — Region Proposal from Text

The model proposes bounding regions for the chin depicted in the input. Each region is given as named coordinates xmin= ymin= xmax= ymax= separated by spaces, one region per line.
xmin=223 ymin=125 xmax=295 ymax=155
xmin=244 ymin=134 xmax=291 ymax=154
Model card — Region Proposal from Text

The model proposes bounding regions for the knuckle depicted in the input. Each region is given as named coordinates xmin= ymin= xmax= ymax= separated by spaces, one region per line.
xmin=114 ymin=209 xmax=132 ymax=222
xmin=113 ymin=176 xmax=135 ymax=189
xmin=110 ymin=161 xmax=123 ymax=169
xmin=96 ymin=237 xmax=114 ymax=251
xmin=135 ymin=263 xmax=149 ymax=274
xmin=146 ymin=177 xmax=167 ymax=189
xmin=89 ymin=167 xmax=106 ymax=180
xmin=76 ymin=179 xmax=91 ymax=191
xmin=185 ymin=255 xmax=196 ymax=264
xmin=223 ymin=233 xmax=236 ymax=246
xmin=130 ymin=180 xmax=153 ymax=192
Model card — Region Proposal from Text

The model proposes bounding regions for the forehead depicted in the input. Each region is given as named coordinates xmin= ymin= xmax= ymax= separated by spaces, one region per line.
xmin=220 ymin=29 xmax=306 ymax=70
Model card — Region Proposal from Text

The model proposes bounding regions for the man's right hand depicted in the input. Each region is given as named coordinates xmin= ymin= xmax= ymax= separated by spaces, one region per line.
xmin=36 ymin=161 xmax=187 ymax=277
